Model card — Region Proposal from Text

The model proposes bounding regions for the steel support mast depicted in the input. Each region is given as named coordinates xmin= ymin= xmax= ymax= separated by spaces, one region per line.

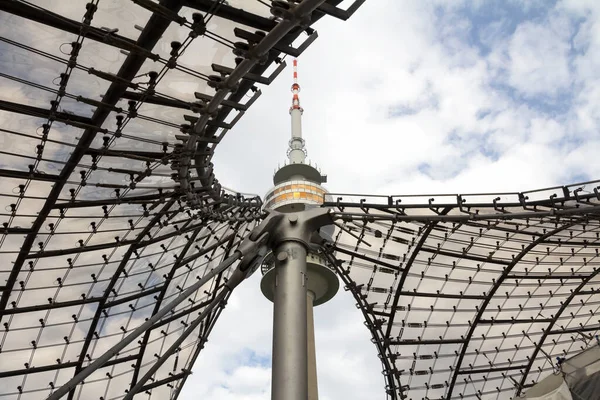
xmin=258 ymin=209 xmax=334 ymax=400
xmin=272 ymin=238 xmax=309 ymax=400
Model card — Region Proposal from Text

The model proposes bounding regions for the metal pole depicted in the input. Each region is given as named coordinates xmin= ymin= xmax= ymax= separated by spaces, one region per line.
xmin=271 ymin=241 xmax=308 ymax=400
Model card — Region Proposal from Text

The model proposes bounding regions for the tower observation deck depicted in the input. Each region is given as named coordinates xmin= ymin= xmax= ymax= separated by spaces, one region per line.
xmin=263 ymin=59 xmax=328 ymax=212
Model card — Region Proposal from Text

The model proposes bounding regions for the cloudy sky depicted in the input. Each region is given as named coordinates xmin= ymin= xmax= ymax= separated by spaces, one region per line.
xmin=179 ymin=1 xmax=600 ymax=399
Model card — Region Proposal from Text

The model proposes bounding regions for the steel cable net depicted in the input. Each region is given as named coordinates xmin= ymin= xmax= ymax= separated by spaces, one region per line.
xmin=0 ymin=1 xmax=598 ymax=400
xmin=324 ymin=186 xmax=600 ymax=400
xmin=0 ymin=0 xmax=360 ymax=398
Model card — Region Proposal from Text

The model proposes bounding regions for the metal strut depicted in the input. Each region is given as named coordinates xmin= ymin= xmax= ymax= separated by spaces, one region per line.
xmin=46 ymin=231 xmax=269 ymax=400
xmin=124 ymin=275 xmax=237 ymax=399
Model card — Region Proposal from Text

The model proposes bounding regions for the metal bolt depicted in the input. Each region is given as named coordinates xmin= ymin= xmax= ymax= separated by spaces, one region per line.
xmin=288 ymin=215 xmax=298 ymax=225
xmin=276 ymin=251 xmax=288 ymax=262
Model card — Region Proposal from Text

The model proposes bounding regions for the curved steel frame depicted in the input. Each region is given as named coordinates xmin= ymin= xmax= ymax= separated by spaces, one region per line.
xmin=0 ymin=1 xmax=599 ymax=400
xmin=446 ymin=221 xmax=578 ymax=399
xmin=0 ymin=0 xmax=366 ymax=398
xmin=325 ymin=184 xmax=600 ymax=399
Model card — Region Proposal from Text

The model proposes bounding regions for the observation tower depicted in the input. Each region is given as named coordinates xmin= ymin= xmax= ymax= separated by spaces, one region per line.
xmin=260 ymin=59 xmax=339 ymax=400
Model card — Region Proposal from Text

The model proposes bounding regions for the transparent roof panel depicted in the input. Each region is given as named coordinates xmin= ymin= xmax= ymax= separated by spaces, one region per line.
xmin=0 ymin=0 xmax=346 ymax=397
xmin=1 ymin=1 xmax=598 ymax=399
xmin=325 ymin=183 xmax=600 ymax=399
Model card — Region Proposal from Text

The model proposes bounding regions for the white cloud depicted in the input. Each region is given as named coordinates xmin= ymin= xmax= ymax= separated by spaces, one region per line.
xmin=506 ymin=17 xmax=573 ymax=97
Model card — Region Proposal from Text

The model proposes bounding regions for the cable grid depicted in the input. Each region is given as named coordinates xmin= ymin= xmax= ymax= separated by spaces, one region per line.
xmin=0 ymin=1 xmax=598 ymax=400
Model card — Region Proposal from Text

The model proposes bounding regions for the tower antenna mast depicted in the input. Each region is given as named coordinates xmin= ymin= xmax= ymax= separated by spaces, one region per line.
xmin=288 ymin=59 xmax=306 ymax=164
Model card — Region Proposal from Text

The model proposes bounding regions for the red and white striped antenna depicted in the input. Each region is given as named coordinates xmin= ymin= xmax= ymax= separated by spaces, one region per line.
xmin=290 ymin=59 xmax=303 ymax=112
xmin=287 ymin=58 xmax=306 ymax=164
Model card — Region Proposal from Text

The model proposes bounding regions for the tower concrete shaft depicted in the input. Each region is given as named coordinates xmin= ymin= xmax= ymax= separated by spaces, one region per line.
xmin=259 ymin=209 xmax=335 ymax=400
xmin=272 ymin=241 xmax=308 ymax=400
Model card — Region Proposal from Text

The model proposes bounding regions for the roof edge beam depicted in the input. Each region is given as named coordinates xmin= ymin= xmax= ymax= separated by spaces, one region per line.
xmin=317 ymin=0 xmax=366 ymax=21
xmin=211 ymin=61 xmax=286 ymax=85
xmin=184 ymin=0 xmax=276 ymax=31
xmin=233 ymin=27 xmax=318 ymax=57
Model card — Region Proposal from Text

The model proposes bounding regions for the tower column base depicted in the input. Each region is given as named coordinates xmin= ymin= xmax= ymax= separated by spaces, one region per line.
xmin=271 ymin=241 xmax=308 ymax=400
